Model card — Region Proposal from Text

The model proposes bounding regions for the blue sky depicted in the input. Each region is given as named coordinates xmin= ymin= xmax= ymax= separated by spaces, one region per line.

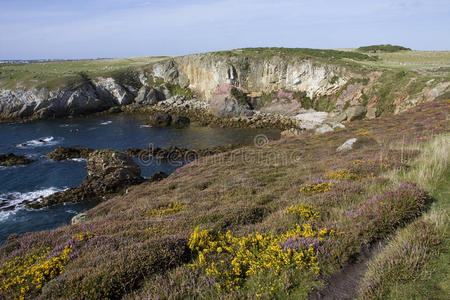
xmin=1 ymin=0 xmax=449 ymax=59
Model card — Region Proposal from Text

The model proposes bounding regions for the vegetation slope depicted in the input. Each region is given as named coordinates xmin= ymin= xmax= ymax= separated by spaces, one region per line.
xmin=0 ymin=99 xmax=448 ymax=299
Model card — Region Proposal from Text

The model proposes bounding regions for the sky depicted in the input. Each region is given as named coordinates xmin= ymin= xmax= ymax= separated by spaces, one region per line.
xmin=0 ymin=0 xmax=449 ymax=59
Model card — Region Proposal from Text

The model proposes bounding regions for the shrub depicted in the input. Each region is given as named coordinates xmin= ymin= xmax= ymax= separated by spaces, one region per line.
xmin=0 ymin=246 xmax=72 ymax=299
xmin=300 ymin=181 xmax=334 ymax=195
xmin=358 ymin=44 xmax=411 ymax=53
xmin=41 ymin=236 xmax=190 ymax=299
xmin=188 ymin=206 xmax=333 ymax=294
xmin=348 ymin=182 xmax=430 ymax=241
xmin=143 ymin=202 xmax=185 ymax=217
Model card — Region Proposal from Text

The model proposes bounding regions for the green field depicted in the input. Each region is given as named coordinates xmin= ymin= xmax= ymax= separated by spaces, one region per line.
xmin=0 ymin=56 xmax=169 ymax=90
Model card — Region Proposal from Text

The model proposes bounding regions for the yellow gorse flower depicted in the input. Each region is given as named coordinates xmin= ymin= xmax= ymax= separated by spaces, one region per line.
xmin=0 ymin=246 xmax=72 ymax=299
xmin=300 ymin=182 xmax=333 ymax=195
xmin=188 ymin=206 xmax=333 ymax=294
xmin=324 ymin=169 xmax=360 ymax=180
xmin=144 ymin=202 xmax=185 ymax=217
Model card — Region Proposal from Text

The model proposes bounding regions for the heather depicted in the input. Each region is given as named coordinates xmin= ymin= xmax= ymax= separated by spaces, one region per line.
xmin=0 ymin=100 xmax=448 ymax=299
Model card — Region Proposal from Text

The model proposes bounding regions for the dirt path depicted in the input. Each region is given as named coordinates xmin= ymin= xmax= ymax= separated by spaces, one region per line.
xmin=310 ymin=242 xmax=384 ymax=300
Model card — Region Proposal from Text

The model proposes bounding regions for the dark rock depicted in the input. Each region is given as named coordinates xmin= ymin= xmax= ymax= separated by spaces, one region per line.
xmin=46 ymin=146 xmax=93 ymax=161
xmin=135 ymin=86 xmax=166 ymax=106
xmin=172 ymin=115 xmax=190 ymax=128
xmin=108 ymin=106 xmax=122 ymax=114
xmin=148 ymin=112 xmax=172 ymax=127
xmin=149 ymin=171 xmax=168 ymax=182
xmin=28 ymin=150 xmax=144 ymax=208
xmin=0 ymin=153 xmax=35 ymax=167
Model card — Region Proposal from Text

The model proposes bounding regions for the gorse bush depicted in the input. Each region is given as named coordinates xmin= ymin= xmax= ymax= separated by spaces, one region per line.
xmin=188 ymin=206 xmax=334 ymax=296
xmin=300 ymin=181 xmax=334 ymax=195
xmin=143 ymin=201 xmax=185 ymax=217
xmin=0 ymin=246 xmax=72 ymax=300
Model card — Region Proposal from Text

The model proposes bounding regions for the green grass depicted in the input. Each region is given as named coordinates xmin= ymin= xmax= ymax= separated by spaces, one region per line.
xmin=358 ymin=134 xmax=450 ymax=299
xmin=0 ymin=56 xmax=168 ymax=90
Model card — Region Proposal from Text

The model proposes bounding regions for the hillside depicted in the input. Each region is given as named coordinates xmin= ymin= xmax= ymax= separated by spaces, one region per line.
xmin=1 ymin=48 xmax=449 ymax=123
xmin=0 ymin=99 xmax=448 ymax=299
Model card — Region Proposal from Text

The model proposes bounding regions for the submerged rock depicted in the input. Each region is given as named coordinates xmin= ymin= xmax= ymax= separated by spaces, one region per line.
xmin=0 ymin=153 xmax=35 ymax=167
xmin=46 ymin=146 xmax=93 ymax=161
xmin=148 ymin=112 xmax=172 ymax=127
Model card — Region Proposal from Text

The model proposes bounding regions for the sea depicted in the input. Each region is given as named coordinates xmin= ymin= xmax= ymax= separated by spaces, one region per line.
xmin=0 ymin=114 xmax=280 ymax=244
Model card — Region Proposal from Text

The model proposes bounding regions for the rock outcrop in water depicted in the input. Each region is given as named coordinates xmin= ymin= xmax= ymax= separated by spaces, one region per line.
xmin=28 ymin=150 xmax=144 ymax=208
xmin=45 ymin=146 xmax=94 ymax=161
xmin=0 ymin=153 xmax=35 ymax=167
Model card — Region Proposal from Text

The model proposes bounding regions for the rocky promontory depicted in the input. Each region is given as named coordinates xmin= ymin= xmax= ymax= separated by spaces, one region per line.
xmin=28 ymin=150 xmax=144 ymax=208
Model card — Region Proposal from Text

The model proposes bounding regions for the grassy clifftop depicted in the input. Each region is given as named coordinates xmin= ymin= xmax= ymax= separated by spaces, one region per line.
xmin=1 ymin=48 xmax=449 ymax=90
xmin=0 ymin=100 xmax=448 ymax=299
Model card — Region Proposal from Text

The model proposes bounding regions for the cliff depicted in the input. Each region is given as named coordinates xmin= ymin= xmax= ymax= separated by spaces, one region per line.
xmin=0 ymin=48 xmax=449 ymax=123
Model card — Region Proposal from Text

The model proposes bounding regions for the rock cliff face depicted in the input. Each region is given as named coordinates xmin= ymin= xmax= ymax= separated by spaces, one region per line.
xmin=173 ymin=54 xmax=347 ymax=100
xmin=1 ymin=50 xmax=448 ymax=123
xmin=0 ymin=77 xmax=135 ymax=121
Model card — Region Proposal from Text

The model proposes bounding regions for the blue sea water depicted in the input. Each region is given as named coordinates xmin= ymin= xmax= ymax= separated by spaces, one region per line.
xmin=0 ymin=114 xmax=280 ymax=244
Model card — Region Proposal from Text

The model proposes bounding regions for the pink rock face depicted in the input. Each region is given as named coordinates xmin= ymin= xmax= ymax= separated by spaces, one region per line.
xmin=214 ymin=84 xmax=235 ymax=96
xmin=276 ymin=90 xmax=294 ymax=102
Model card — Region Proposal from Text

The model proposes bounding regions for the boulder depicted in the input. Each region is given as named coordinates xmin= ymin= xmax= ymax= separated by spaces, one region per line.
xmin=294 ymin=111 xmax=329 ymax=130
xmin=337 ymin=138 xmax=358 ymax=152
xmin=0 ymin=153 xmax=35 ymax=167
xmin=315 ymin=124 xmax=334 ymax=135
xmin=71 ymin=213 xmax=87 ymax=225
xmin=172 ymin=116 xmax=190 ymax=128
xmin=366 ymin=107 xmax=377 ymax=119
xmin=345 ymin=106 xmax=367 ymax=121
xmin=148 ymin=112 xmax=172 ymax=127
xmin=337 ymin=136 xmax=378 ymax=152
xmin=46 ymin=146 xmax=93 ymax=161
xmin=333 ymin=112 xmax=348 ymax=123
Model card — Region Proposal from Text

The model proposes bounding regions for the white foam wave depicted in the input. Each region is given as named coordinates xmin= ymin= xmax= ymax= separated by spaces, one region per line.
xmin=70 ymin=158 xmax=87 ymax=162
xmin=139 ymin=125 xmax=152 ymax=128
xmin=100 ymin=121 xmax=112 ymax=125
xmin=0 ymin=187 xmax=67 ymax=221
xmin=16 ymin=136 xmax=62 ymax=149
